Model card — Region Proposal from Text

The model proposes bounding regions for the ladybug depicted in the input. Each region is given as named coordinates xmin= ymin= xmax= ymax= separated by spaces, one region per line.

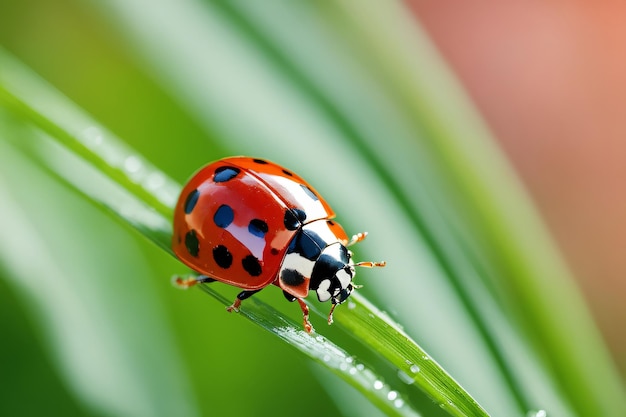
xmin=172 ymin=156 xmax=385 ymax=333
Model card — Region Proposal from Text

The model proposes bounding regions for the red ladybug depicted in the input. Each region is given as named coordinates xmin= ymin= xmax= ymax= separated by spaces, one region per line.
xmin=172 ymin=157 xmax=385 ymax=333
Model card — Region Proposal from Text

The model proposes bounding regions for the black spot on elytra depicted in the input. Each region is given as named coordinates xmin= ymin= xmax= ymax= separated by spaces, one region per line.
xmin=213 ymin=245 xmax=232 ymax=268
xmin=280 ymin=268 xmax=305 ymax=287
xmin=214 ymin=166 xmax=240 ymax=183
xmin=184 ymin=189 xmax=199 ymax=214
xmin=252 ymin=158 xmax=268 ymax=164
xmin=242 ymin=255 xmax=262 ymax=276
xmin=248 ymin=219 xmax=268 ymax=238
xmin=300 ymin=184 xmax=318 ymax=201
xmin=214 ymin=205 xmax=234 ymax=228
xmin=185 ymin=230 xmax=199 ymax=257
xmin=284 ymin=208 xmax=306 ymax=230
xmin=281 ymin=169 xmax=293 ymax=177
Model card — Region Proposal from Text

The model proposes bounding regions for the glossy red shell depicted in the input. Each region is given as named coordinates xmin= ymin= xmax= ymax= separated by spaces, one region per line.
xmin=172 ymin=157 xmax=347 ymax=290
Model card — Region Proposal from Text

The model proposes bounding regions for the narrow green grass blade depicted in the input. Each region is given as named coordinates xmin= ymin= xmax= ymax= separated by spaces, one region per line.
xmin=0 ymin=48 xmax=489 ymax=417
xmin=315 ymin=293 xmax=486 ymax=417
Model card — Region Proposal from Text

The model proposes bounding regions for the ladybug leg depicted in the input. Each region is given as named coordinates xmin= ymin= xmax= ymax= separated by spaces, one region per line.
xmin=282 ymin=290 xmax=297 ymax=302
xmin=172 ymin=274 xmax=216 ymax=288
xmin=282 ymin=291 xmax=313 ymax=333
xmin=327 ymin=303 xmax=338 ymax=325
xmin=296 ymin=299 xmax=314 ymax=334
xmin=226 ymin=289 xmax=262 ymax=313
xmin=197 ymin=275 xmax=217 ymax=283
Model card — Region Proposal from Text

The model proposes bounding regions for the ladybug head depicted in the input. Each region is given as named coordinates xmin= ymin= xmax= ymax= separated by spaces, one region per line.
xmin=311 ymin=243 xmax=355 ymax=302
xmin=309 ymin=243 xmax=361 ymax=324
xmin=309 ymin=234 xmax=386 ymax=324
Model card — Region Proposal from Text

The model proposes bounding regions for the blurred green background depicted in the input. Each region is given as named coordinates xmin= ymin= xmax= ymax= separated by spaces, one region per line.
xmin=1 ymin=1 xmax=625 ymax=417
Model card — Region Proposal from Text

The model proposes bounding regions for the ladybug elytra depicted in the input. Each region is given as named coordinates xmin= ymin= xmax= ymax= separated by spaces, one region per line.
xmin=172 ymin=156 xmax=385 ymax=333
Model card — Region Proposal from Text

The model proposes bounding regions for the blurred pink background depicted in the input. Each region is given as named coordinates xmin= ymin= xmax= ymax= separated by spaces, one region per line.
xmin=407 ymin=1 xmax=626 ymax=376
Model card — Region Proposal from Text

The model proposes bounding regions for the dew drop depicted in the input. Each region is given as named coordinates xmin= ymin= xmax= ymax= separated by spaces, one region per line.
xmin=373 ymin=380 xmax=384 ymax=390
xmin=124 ymin=155 xmax=142 ymax=173
xmin=83 ymin=126 xmax=103 ymax=146
xmin=347 ymin=301 xmax=356 ymax=310
xmin=356 ymin=363 xmax=365 ymax=371
xmin=527 ymin=410 xmax=547 ymax=417
xmin=349 ymin=367 xmax=358 ymax=375
xmin=322 ymin=354 xmax=331 ymax=362
xmin=145 ymin=172 xmax=165 ymax=189
xmin=387 ymin=391 xmax=398 ymax=401
xmin=397 ymin=370 xmax=414 ymax=384
xmin=394 ymin=399 xmax=404 ymax=409
xmin=410 ymin=364 xmax=420 ymax=373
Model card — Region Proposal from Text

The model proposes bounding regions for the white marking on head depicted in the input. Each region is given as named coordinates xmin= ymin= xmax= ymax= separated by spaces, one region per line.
xmin=336 ymin=268 xmax=352 ymax=289
xmin=316 ymin=279 xmax=332 ymax=302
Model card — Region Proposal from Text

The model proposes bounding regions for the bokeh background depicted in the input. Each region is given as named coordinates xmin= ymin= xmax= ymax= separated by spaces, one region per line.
xmin=408 ymin=1 xmax=626 ymax=376
xmin=1 ymin=1 xmax=624 ymax=416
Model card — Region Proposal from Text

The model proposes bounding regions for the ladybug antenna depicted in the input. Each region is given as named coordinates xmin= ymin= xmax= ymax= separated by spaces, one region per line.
xmin=347 ymin=231 xmax=386 ymax=268
xmin=347 ymin=231 xmax=367 ymax=247
xmin=355 ymin=260 xmax=387 ymax=268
